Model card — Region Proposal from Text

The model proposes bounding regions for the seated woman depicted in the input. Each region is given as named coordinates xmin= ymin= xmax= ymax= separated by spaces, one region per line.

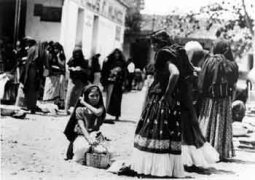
xmin=64 ymin=85 xmax=106 ymax=163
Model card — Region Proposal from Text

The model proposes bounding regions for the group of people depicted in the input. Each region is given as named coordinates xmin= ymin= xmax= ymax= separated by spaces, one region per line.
xmin=0 ymin=37 xmax=136 ymax=119
xmin=64 ymin=30 xmax=239 ymax=178
xmin=1 ymin=31 xmax=239 ymax=178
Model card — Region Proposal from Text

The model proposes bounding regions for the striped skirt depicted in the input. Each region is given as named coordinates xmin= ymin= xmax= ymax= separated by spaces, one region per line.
xmin=198 ymin=97 xmax=235 ymax=160
xmin=43 ymin=75 xmax=65 ymax=102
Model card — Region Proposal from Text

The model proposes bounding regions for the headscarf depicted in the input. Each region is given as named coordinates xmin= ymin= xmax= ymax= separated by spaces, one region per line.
xmin=170 ymin=43 xmax=195 ymax=79
xmin=212 ymin=39 xmax=234 ymax=61
xmin=23 ymin=36 xmax=36 ymax=47
xmin=107 ymin=48 xmax=126 ymax=65
xmin=67 ymin=47 xmax=85 ymax=67
xmin=63 ymin=84 xmax=106 ymax=142
xmin=198 ymin=39 xmax=238 ymax=95
xmin=53 ymin=42 xmax=66 ymax=62
xmin=185 ymin=41 xmax=209 ymax=67
xmin=151 ymin=30 xmax=173 ymax=46
xmin=72 ymin=47 xmax=84 ymax=60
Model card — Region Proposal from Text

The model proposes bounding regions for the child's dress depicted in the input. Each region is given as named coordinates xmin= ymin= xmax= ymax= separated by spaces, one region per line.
xmin=72 ymin=107 xmax=100 ymax=162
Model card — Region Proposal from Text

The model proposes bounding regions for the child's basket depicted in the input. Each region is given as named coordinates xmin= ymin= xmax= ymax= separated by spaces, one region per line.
xmin=85 ymin=152 xmax=110 ymax=169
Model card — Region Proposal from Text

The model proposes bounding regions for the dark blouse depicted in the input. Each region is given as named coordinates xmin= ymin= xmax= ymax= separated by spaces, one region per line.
xmin=67 ymin=58 xmax=89 ymax=82
xmin=48 ymin=52 xmax=65 ymax=75
xmin=101 ymin=58 xmax=126 ymax=86
xmin=198 ymin=55 xmax=238 ymax=97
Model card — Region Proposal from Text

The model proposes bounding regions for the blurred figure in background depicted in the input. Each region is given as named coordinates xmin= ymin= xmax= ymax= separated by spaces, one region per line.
xmin=0 ymin=38 xmax=18 ymax=104
xmin=133 ymin=68 xmax=143 ymax=91
xmin=65 ymin=47 xmax=90 ymax=114
xmin=43 ymin=42 xmax=66 ymax=109
xmin=17 ymin=39 xmax=48 ymax=113
xmin=126 ymin=58 xmax=135 ymax=92
xmin=101 ymin=49 xmax=126 ymax=121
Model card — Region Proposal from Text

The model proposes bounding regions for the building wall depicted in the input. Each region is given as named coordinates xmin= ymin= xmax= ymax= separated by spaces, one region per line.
xmin=25 ymin=0 xmax=127 ymax=64
xmin=59 ymin=0 xmax=79 ymax=60
xmin=25 ymin=0 xmax=63 ymax=42
xmin=60 ymin=0 xmax=127 ymax=62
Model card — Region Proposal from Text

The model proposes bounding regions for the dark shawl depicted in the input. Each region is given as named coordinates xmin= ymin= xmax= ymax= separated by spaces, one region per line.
xmin=157 ymin=44 xmax=194 ymax=80
xmin=21 ymin=42 xmax=47 ymax=92
xmin=198 ymin=39 xmax=238 ymax=96
xmin=67 ymin=48 xmax=89 ymax=82
xmin=101 ymin=48 xmax=126 ymax=86
xmin=63 ymin=84 xmax=106 ymax=142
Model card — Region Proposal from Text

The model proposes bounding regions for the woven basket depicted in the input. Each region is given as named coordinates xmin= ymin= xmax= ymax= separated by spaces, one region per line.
xmin=85 ymin=152 xmax=110 ymax=169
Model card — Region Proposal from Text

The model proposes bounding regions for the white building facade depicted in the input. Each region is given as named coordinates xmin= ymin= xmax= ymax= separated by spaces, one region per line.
xmin=25 ymin=0 xmax=128 ymax=60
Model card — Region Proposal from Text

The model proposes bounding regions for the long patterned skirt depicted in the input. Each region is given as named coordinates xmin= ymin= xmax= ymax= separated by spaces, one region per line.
xmin=181 ymin=108 xmax=219 ymax=167
xmin=43 ymin=75 xmax=65 ymax=106
xmin=198 ymin=97 xmax=235 ymax=160
xmin=131 ymin=94 xmax=184 ymax=177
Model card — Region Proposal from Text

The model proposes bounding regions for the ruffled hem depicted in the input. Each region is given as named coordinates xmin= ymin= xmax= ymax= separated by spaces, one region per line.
xmin=131 ymin=148 xmax=185 ymax=177
xmin=182 ymin=142 xmax=219 ymax=168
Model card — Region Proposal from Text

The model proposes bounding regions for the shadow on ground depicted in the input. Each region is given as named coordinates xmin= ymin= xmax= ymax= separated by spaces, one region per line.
xmin=104 ymin=119 xmax=136 ymax=124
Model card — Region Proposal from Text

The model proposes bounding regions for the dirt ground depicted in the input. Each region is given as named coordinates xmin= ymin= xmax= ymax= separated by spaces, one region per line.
xmin=1 ymin=89 xmax=255 ymax=180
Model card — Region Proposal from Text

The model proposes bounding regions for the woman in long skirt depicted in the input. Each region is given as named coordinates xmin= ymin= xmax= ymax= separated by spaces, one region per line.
xmin=180 ymin=41 xmax=219 ymax=168
xmin=130 ymin=31 xmax=195 ymax=177
xmin=18 ymin=40 xmax=47 ymax=113
xmin=43 ymin=42 xmax=66 ymax=108
xmin=198 ymin=39 xmax=239 ymax=161
xmin=65 ymin=47 xmax=90 ymax=114
xmin=101 ymin=49 xmax=126 ymax=121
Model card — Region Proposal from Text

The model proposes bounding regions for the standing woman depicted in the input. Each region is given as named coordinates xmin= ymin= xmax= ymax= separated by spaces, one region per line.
xmin=130 ymin=31 xmax=187 ymax=177
xmin=43 ymin=42 xmax=66 ymax=109
xmin=19 ymin=40 xmax=47 ymax=113
xmin=101 ymin=49 xmax=126 ymax=121
xmin=198 ymin=39 xmax=239 ymax=161
xmin=180 ymin=41 xmax=219 ymax=168
xmin=65 ymin=47 xmax=90 ymax=114
xmin=185 ymin=41 xmax=209 ymax=114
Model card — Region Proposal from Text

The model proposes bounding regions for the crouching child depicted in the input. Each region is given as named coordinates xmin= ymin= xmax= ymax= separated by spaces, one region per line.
xmin=64 ymin=84 xmax=106 ymax=163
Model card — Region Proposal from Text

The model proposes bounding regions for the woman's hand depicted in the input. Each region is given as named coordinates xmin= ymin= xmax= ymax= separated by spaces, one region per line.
xmin=87 ymin=137 xmax=98 ymax=146
xmin=80 ymin=96 xmax=86 ymax=106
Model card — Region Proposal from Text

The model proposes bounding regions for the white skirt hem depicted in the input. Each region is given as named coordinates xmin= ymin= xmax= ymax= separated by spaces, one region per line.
xmin=182 ymin=142 xmax=219 ymax=168
xmin=131 ymin=148 xmax=185 ymax=177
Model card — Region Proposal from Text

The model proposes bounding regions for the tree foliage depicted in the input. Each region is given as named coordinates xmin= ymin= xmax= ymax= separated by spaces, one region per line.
xmin=200 ymin=0 xmax=254 ymax=58
xmin=160 ymin=0 xmax=254 ymax=58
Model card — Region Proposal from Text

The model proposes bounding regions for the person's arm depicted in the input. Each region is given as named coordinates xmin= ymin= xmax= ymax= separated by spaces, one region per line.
xmin=57 ymin=54 xmax=65 ymax=69
xmin=165 ymin=61 xmax=180 ymax=97
xmin=77 ymin=119 xmax=95 ymax=145
xmin=161 ymin=61 xmax=179 ymax=107
xmin=80 ymin=98 xmax=104 ymax=117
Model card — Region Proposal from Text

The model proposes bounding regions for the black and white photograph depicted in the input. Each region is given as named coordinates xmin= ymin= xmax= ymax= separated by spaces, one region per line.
xmin=0 ymin=0 xmax=255 ymax=179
